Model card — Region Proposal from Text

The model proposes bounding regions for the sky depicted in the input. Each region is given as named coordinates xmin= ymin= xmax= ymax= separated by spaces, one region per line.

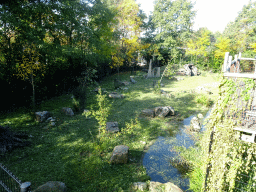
xmin=136 ymin=0 xmax=252 ymax=33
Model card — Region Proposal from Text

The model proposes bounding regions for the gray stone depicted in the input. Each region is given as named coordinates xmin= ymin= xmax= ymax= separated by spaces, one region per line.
xmin=160 ymin=83 xmax=165 ymax=87
xmin=35 ymin=111 xmax=51 ymax=122
xmin=106 ymin=122 xmax=119 ymax=133
xmin=109 ymin=92 xmax=124 ymax=99
xmin=149 ymin=181 xmax=183 ymax=192
xmin=132 ymin=182 xmax=147 ymax=191
xmin=110 ymin=145 xmax=129 ymax=164
xmin=191 ymin=65 xmax=198 ymax=76
xmin=198 ymin=113 xmax=204 ymax=119
xmin=190 ymin=116 xmax=201 ymax=131
xmin=62 ymin=107 xmax=74 ymax=116
xmin=183 ymin=64 xmax=192 ymax=76
xmin=155 ymin=106 xmax=175 ymax=117
xmin=47 ymin=117 xmax=55 ymax=122
xmin=141 ymin=109 xmax=155 ymax=118
xmin=33 ymin=181 xmax=66 ymax=192
xmin=130 ymin=76 xmax=137 ymax=84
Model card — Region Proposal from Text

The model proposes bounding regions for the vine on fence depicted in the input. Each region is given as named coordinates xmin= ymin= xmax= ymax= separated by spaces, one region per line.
xmin=201 ymin=76 xmax=256 ymax=191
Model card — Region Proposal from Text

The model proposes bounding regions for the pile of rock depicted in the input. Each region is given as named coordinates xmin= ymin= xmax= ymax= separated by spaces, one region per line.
xmin=141 ymin=106 xmax=175 ymax=118
xmin=62 ymin=107 xmax=74 ymax=116
xmin=35 ymin=111 xmax=56 ymax=126
xmin=177 ymin=64 xmax=199 ymax=76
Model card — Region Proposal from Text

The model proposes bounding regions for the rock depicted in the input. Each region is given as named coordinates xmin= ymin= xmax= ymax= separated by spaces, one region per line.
xmin=106 ymin=122 xmax=119 ymax=133
xmin=160 ymin=83 xmax=165 ymax=87
xmin=190 ymin=116 xmax=201 ymax=131
xmin=122 ymin=81 xmax=130 ymax=86
xmin=47 ymin=117 xmax=55 ymax=122
xmin=182 ymin=64 xmax=199 ymax=76
xmin=198 ymin=113 xmax=204 ymax=119
xmin=141 ymin=109 xmax=155 ymax=118
xmin=62 ymin=107 xmax=74 ymax=116
xmin=132 ymin=182 xmax=147 ymax=191
xmin=155 ymin=106 xmax=175 ymax=117
xmin=149 ymin=181 xmax=183 ymax=192
xmin=110 ymin=145 xmax=129 ymax=164
xmin=109 ymin=92 xmax=124 ymax=99
xmin=183 ymin=64 xmax=192 ymax=76
xmin=176 ymin=68 xmax=186 ymax=76
xmin=50 ymin=122 xmax=55 ymax=126
xmin=130 ymin=76 xmax=137 ymax=84
xmin=35 ymin=111 xmax=51 ymax=122
xmin=33 ymin=181 xmax=66 ymax=192
xmin=191 ymin=65 xmax=198 ymax=76
xmin=121 ymin=87 xmax=128 ymax=91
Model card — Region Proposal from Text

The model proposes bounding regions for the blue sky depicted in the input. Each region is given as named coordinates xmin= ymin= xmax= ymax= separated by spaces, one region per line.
xmin=136 ymin=0 xmax=252 ymax=33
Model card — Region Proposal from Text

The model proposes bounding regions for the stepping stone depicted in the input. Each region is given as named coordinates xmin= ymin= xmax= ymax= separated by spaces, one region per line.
xmin=106 ymin=122 xmax=119 ymax=133
xmin=110 ymin=145 xmax=129 ymax=164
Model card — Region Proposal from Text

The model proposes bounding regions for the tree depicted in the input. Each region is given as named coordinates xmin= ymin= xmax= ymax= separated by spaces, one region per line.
xmin=15 ymin=43 xmax=45 ymax=112
xmin=223 ymin=1 xmax=256 ymax=56
xmin=152 ymin=0 xmax=195 ymax=63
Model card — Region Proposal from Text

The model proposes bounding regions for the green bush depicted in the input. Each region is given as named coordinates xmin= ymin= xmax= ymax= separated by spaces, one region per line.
xmin=195 ymin=94 xmax=212 ymax=107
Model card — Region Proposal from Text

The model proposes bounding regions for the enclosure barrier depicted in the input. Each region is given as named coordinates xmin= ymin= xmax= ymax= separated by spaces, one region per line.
xmin=223 ymin=52 xmax=256 ymax=78
xmin=0 ymin=163 xmax=31 ymax=192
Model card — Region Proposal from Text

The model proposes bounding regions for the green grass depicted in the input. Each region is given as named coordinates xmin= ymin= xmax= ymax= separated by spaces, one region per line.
xmin=0 ymin=68 xmax=220 ymax=191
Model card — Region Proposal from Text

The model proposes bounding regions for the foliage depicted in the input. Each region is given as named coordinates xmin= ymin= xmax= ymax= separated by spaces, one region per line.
xmin=183 ymin=77 xmax=256 ymax=191
xmin=152 ymin=0 xmax=195 ymax=62
xmin=195 ymin=94 xmax=212 ymax=107
xmin=91 ymin=87 xmax=111 ymax=135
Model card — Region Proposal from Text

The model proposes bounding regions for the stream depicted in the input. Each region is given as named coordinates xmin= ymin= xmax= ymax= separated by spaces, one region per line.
xmin=143 ymin=109 xmax=211 ymax=191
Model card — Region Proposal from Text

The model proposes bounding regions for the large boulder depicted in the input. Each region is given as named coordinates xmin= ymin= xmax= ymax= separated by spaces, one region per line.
xmin=106 ymin=122 xmax=119 ymax=133
xmin=110 ymin=145 xmax=129 ymax=164
xmin=149 ymin=181 xmax=183 ymax=192
xmin=183 ymin=64 xmax=199 ymax=76
xmin=190 ymin=116 xmax=201 ymax=131
xmin=35 ymin=111 xmax=51 ymax=122
xmin=183 ymin=64 xmax=192 ymax=76
xmin=191 ymin=65 xmax=198 ymax=76
xmin=62 ymin=107 xmax=74 ymax=116
xmin=109 ymin=92 xmax=124 ymax=99
xmin=155 ymin=106 xmax=175 ymax=117
xmin=33 ymin=181 xmax=66 ymax=192
xmin=141 ymin=109 xmax=155 ymax=118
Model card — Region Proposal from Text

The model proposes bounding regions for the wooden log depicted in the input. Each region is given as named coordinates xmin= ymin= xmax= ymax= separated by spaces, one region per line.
xmin=224 ymin=73 xmax=256 ymax=79
xmin=240 ymin=58 xmax=256 ymax=61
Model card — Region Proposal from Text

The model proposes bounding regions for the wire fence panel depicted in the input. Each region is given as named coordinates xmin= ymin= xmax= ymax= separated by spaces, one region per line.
xmin=0 ymin=163 xmax=31 ymax=192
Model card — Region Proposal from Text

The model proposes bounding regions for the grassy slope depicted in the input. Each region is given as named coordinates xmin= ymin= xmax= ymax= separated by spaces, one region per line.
xmin=0 ymin=67 xmax=220 ymax=191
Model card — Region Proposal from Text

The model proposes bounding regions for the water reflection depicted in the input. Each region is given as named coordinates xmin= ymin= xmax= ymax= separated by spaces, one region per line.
xmin=143 ymin=110 xmax=211 ymax=191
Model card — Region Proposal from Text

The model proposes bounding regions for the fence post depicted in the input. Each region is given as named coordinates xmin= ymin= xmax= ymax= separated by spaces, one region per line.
xmin=20 ymin=182 xmax=31 ymax=192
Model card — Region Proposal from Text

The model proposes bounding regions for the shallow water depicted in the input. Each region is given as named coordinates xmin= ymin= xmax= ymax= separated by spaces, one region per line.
xmin=142 ymin=110 xmax=211 ymax=191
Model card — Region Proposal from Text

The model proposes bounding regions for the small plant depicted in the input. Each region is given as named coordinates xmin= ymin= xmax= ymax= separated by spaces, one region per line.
xmin=195 ymin=94 xmax=212 ymax=107
xmin=153 ymin=80 xmax=161 ymax=94
xmin=91 ymin=87 xmax=111 ymax=135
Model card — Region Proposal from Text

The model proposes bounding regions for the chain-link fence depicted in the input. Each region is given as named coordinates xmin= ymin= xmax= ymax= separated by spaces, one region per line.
xmin=0 ymin=163 xmax=31 ymax=192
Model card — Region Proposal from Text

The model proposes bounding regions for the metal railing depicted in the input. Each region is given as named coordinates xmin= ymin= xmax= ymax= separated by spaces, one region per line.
xmin=0 ymin=163 xmax=31 ymax=192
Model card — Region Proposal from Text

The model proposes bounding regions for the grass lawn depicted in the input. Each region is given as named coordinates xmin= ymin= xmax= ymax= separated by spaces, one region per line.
xmin=0 ymin=67 xmax=221 ymax=191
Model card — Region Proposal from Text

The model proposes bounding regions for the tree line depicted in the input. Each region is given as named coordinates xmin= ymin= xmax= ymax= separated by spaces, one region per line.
xmin=1 ymin=0 xmax=256 ymax=112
